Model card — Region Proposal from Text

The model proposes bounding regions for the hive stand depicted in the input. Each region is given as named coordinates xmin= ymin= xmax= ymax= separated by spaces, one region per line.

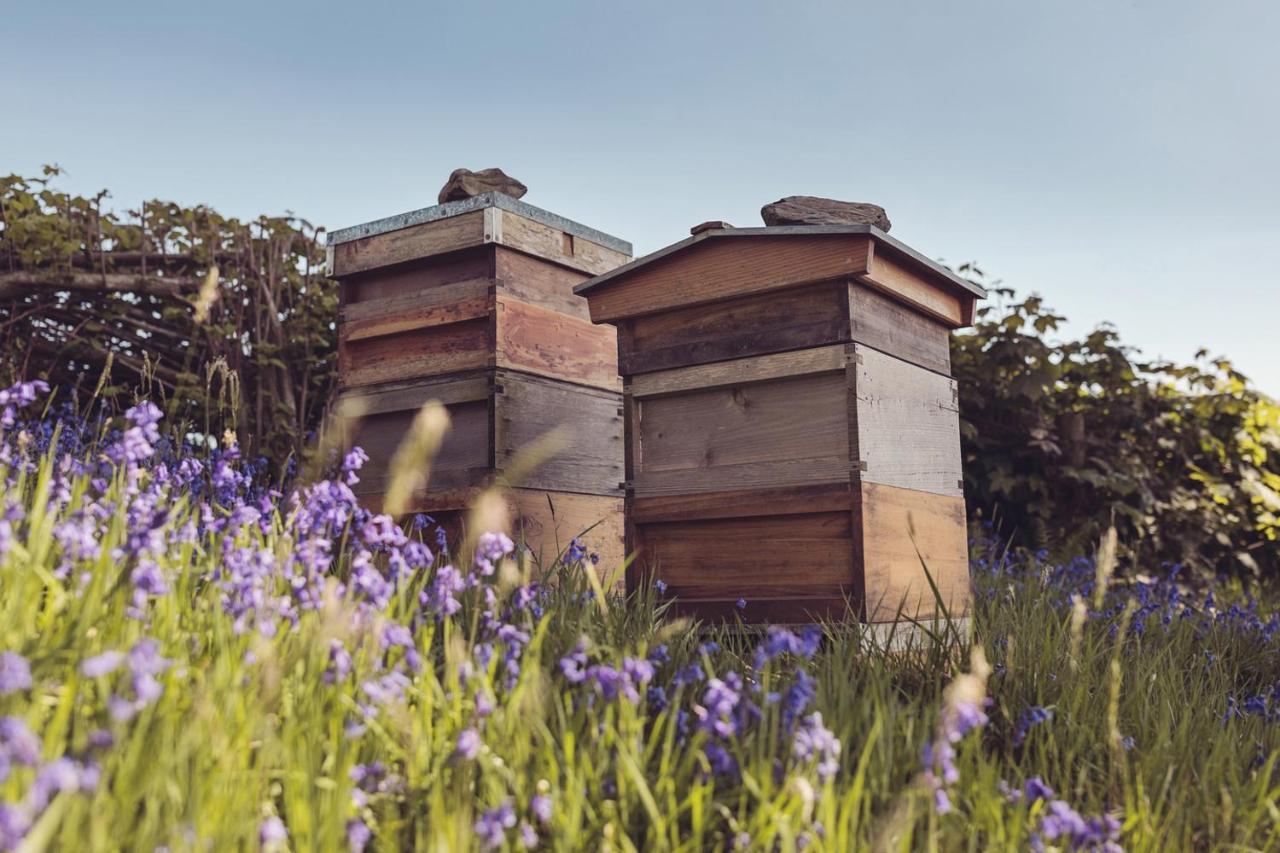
xmin=328 ymin=193 xmax=633 ymax=572
xmin=574 ymin=224 xmax=986 ymax=624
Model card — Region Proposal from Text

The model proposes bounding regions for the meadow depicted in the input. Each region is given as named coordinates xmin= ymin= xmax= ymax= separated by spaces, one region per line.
xmin=1 ymin=382 xmax=1279 ymax=852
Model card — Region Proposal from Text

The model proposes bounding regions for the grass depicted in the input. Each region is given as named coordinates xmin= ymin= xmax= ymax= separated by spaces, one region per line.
xmin=1 ymin=395 xmax=1279 ymax=851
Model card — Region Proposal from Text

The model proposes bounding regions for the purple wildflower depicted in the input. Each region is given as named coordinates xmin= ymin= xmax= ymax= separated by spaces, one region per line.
xmin=792 ymin=712 xmax=841 ymax=780
xmin=456 ymin=728 xmax=481 ymax=761
xmin=347 ymin=818 xmax=372 ymax=852
xmin=0 ymin=653 xmax=31 ymax=695
xmin=474 ymin=800 xmax=516 ymax=850
xmin=530 ymin=793 xmax=552 ymax=826
xmin=259 ymin=816 xmax=288 ymax=846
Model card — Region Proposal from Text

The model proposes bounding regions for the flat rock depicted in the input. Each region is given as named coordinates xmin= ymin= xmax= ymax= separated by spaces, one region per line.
xmin=438 ymin=168 xmax=528 ymax=204
xmin=760 ymin=196 xmax=891 ymax=231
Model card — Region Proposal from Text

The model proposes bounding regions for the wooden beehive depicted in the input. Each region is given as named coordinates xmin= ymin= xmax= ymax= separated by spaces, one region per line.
xmin=574 ymin=223 xmax=986 ymax=623
xmin=328 ymin=192 xmax=633 ymax=570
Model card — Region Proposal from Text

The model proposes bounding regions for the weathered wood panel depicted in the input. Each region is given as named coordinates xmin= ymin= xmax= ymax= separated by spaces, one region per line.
xmin=637 ymin=511 xmax=855 ymax=600
xmin=859 ymin=482 xmax=970 ymax=621
xmin=853 ymin=345 xmax=963 ymax=497
xmin=632 ymin=372 xmax=848 ymax=495
xmin=333 ymin=210 xmax=488 ymax=277
xmin=618 ymin=281 xmax=849 ymax=374
xmin=630 ymin=482 xmax=853 ymax=524
xmin=495 ymin=208 xmax=631 ymax=277
xmin=848 ymin=283 xmax=952 ymax=375
xmin=341 ymin=279 xmax=493 ymax=342
xmin=861 ymin=247 xmax=965 ymax=327
xmin=493 ymin=246 xmax=593 ymax=320
xmin=340 ymin=317 xmax=492 ymax=388
xmin=510 ymin=489 xmax=625 ymax=582
xmin=666 ymin=597 xmax=856 ymax=624
xmin=629 ymin=345 xmax=845 ymax=399
xmin=495 ymin=295 xmax=620 ymax=393
xmin=347 ymin=398 xmax=491 ymax=497
xmin=340 ymin=247 xmax=493 ymax=303
xmin=495 ymin=372 xmax=623 ymax=497
xmin=336 ymin=370 xmax=490 ymax=416
xmin=586 ymin=235 xmax=873 ymax=323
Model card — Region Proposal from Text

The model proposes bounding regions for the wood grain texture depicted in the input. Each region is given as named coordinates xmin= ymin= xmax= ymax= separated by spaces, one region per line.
xmin=633 ymin=372 xmax=849 ymax=494
xmin=333 ymin=210 xmax=488 ymax=277
xmin=585 ymin=235 xmax=873 ymax=322
xmin=495 ymin=294 xmax=621 ymax=393
xmin=848 ymin=283 xmax=953 ymax=376
xmin=348 ymin=398 xmax=492 ymax=497
xmin=340 ymin=317 xmax=492 ymax=388
xmin=494 ymin=372 xmax=624 ymax=497
xmin=853 ymin=345 xmax=963 ymax=497
xmin=618 ymin=283 xmax=850 ymax=375
xmin=630 ymin=482 xmax=853 ymax=524
xmin=860 ymin=247 xmax=965 ymax=327
xmin=340 ymin=247 xmax=493 ymax=302
xmin=336 ymin=371 xmax=490 ymax=416
xmin=496 ymin=208 xmax=632 ymax=277
xmin=629 ymin=345 xmax=845 ymax=398
xmin=666 ymin=597 xmax=857 ymax=624
xmin=342 ymin=286 xmax=492 ymax=343
xmin=493 ymin=247 xmax=594 ymax=320
xmin=637 ymin=512 xmax=855 ymax=601
xmin=859 ymin=482 xmax=970 ymax=621
xmin=510 ymin=489 xmax=626 ymax=583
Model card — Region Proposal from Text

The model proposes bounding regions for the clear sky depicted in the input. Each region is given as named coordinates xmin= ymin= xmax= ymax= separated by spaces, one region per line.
xmin=4 ymin=0 xmax=1278 ymax=394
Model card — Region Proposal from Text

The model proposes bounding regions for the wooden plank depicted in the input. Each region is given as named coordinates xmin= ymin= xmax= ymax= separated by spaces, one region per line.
xmin=848 ymin=283 xmax=952 ymax=376
xmin=634 ymin=372 xmax=849 ymax=491
xmin=339 ymin=246 xmax=493 ymax=302
xmin=585 ymin=235 xmax=873 ymax=323
xmin=495 ymin=294 xmax=621 ymax=393
xmin=637 ymin=511 xmax=854 ymax=600
xmin=340 ymin=318 xmax=492 ymax=389
xmin=348 ymin=398 xmax=492 ymax=496
xmin=337 ymin=372 xmax=490 ymax=416
xmin=853 ymin=345 xmax=963 ymax=497
xmin=631 ymin=482 xmax=853 ymax=524
xmin=343 ymin=291 xmax=492 ymax=343
xmin=493 ymin=246 xmax=594 ymax=320
xmin=860 ymin=246 xmax=965 ymax=327
xmin=629 ymin=345 xmax=845 ymax=398
xmin=619 ymin=282 xmax=849 ymax=375
xmin=332 ymin=210 xmax=488 ymax=277
xmin=496 ymin=208 xmax=632 ymax=277
xmin=632 ymin=458 xmax=850 ymax=497
xmin=341 ymin=276 xmax=492 ymax=323
xmin=859 ymin=482 xmax=970 ymax=621
xmin=510 ymin=489 xmax=626 ymax=584
xmin=495 ymin=372 xmax=624 ymax=497
xmin=666 ymin=597 xmax=857 ymax=625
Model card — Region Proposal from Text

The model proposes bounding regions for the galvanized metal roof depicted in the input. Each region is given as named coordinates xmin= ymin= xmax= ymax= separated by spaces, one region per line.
xmin=572 ymin=225 xmax=986 ymax=299
xmin=327 ymin=192 xmax=633 ymax=256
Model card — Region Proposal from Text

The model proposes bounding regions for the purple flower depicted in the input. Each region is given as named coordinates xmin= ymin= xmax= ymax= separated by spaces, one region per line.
xmin=0 ymin=803 xmax=31 ymax=851
xmin=0 ymin=653 xmax=31 ymax=695
xmin=81 ymin=651 xmax=126 ymax=678
xmin=653 ymin=579 xmax=668 ymax=595
xmin=530 ymin=793 xmax=552 ymax=826
xmin=456 ymin=728 xmax=481 ymax=761
xmin=259 ymin=816 xmax=288 ymax=846
xmin=474 ymin=800 xmax=516 ymax=850
xmin=736 ymin=598 xmax=747 ymax=610
xmin=792 ymin=712 xmax=841 ymax=780
xmin=0 ymin=717 xmax=41 ymax=767
xmin=346 ymin=818 xmax=372 ymax=852
xmin=325 ymin=640 xmax=353 ymax=685
xmin=474 ymin=532 xmax=514 ymax=576
xmin=518 ymin=820 xmax=538 ymax=849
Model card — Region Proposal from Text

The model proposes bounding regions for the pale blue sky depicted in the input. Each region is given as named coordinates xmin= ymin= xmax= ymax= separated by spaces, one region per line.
xmin=4 ymin=0 xmax=1278 ymax=393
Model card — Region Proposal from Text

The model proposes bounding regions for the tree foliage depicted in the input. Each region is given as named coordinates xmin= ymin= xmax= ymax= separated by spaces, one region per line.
xmin=0 ymin=167 xmax=335 ymax=465
xmin=952 ymin=268 xmax=1280 ymax=576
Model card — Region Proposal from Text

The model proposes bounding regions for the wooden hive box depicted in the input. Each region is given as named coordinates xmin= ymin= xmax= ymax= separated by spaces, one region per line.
xmin=328 ymin=193 xmax=633 ymax=571
xmin=574 ymin=223 xmax=986 ymax=623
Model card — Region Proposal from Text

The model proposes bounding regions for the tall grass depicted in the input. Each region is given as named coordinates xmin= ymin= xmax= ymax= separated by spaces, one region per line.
xmin=0 ymin=389 xmax=1278 ymax=850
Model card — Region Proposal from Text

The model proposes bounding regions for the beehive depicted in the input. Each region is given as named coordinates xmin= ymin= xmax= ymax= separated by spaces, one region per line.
xmin=328 ymin=192 xmax=633 ymax=570
xmin=574 ymin=223 xmax=986 ymax=623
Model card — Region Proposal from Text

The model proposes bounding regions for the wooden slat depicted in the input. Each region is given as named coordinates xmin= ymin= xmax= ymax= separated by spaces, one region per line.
xmin=494 ymin=246 xmax=594 ymax=320
xmin=496 ymin=208 xmax=632 ymax=277
xmin=619 ymin=282 xmax=850 ymax=375
xmin=348 ymin=398 xmax=492 ymax=496
xmin=859 ymin=482 xmax=970 ymax=621
xmin=340 ymin=246 xmax=493 ymax=302
xmin=343 ymin=291 xmax=492 ymax=343
xmin=638 ymin=512 xmax=854 ymax=598
xmin=586 ymin=235 xmax=873 ymax=323
xmin=629 ymin=345 xmax=845 ymax=398
xmin=853 ymin=345 xmax=963 ymax=497
xmin=333 ymin=210 xmax=488 ymax=277
xmin=340 ymin=317 xmax=492 ymax=388
xmin=848 ymin=283 xmax=953 ymax=376
xmin=495 ymin=294 xmax=621 ymax=393
xmin=634 ymin=372 xmax=849 ymax=488
xmin=495 ymin=372 xmax=624 ymax=497
xmin=337 ymin=372 xmax=490 ymax=416
xmin=510 ymin=489 xmax=626 ymax=582
xmin=666 ymin=597 xmax=857 ymax=625
xmin=630 ymin=482 xmax=853 ymax=524
xmin=860 ymin=247 xmax=965 ymax=327
xmin=342 ymin=275 xmax=492 ymax=322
